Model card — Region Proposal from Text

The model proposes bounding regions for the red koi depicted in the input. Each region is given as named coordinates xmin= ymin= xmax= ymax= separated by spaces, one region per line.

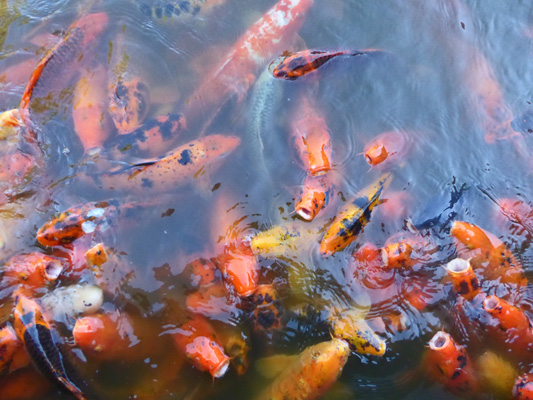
xmin=72 ymin=63 xmax=114 ymax=152
xmin=92 ymin=134 xmax=240 ymax=192
xmin=216 ymin=245 xmax=259 ymax=297
xmin=37 ymin=200 xmax=119 ymax=247
xmin=348 ymin=243 xmax=396 ymax=291
xmin=171 ymin=314 xmax=230 ymax=379
xmin=13 ymin=293 xmax=87 ymax=400
xmin=425 ymin=331 xmax=479 ymax=397
xmin=2 ymin=253 xmax=64 ymax=293
xmin=19 ymin=12 xmax=109 ymax=141
xmin=270 ymin=48 xmax=378 ymax=80
xmin=290 ymin=95 xmax=332 ymax=175
xmin=185 ymin=0 xmax=313 ymax=129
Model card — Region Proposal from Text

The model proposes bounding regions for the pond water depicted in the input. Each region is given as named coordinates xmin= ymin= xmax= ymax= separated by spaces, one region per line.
xmin=0 ymin=0 xmax=532 ymax=399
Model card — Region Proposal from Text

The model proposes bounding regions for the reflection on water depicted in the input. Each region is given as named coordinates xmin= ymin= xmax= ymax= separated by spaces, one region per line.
xmin=0 ymin=0 xmax=532 ymax=399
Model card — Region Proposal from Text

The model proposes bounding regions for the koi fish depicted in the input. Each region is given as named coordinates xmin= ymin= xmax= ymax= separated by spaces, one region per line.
xmin=92 ymin=134 xmax=240 ymax=192
xmin=319 ymin=173 xmax=391 ymax=256
xmin=451 ymin=220 xmax=526 ymax=286
xmin=380 ymin=242 xmax=416 ymax=269
xmin=270 ymin=48 xmax=379 ymax=80
xmin=109 ymin=113 xmax=186 ymax=158
xmin=425 ymin=331 xmax=478 ymax=397
xmin=250 ymin=222 xmax=320 ymax=258
xmin=13 ymin=293 xmax=88 ymax=400
xmin=443 ymin=258 xmax=480 ymax=301
xmin=363 ymin=130 xmax=410 ymax=169
xmin=290 ymin=95 xmax=332 ymax=175
xmin=137 ymin=0 xmax=225 ymax=19
xmin=0 ymin=325 xmax=22 ymax=373
xmin=85 ymin=243 xmax=108 ymax=268
xmin=73 ymin=310 xmax=138 ymax=361
xmin=216 ymin=245 xmax=259 ymax=297
xmin=482 ymin=295 xmax=533 ymax=357
xmin=348 ymin=242 xmax=396 ymax=290
xmin=171 ymin=314 xmax=230 ymax=378
xmin=514 ymin=375 xmax=533 ymax=400
xmin=255 ymin=338 xmax=350 ymax=400
xmin=252 ymin=284 xmax=283 ymax=332
xmin=2 ymin=253 xmax=64 ymax=292
xmin=108 ymin=77 xmax=150 ymax=135
xmin=185 ymin=0 xmax=313 ymax=130
xmin=37 ymin=200 xmax=119 ymax=247
xmin=328 ymin=307 xmax=386 ymax=356
xmin=40 ymin=284 xmax=103 ymax=321
xmin=295 ymin=171 xmax=336 ymax=221
xmin=19 ymin=12 xmax=109 ymax=141
xmin=72 ymin=63 xmax=114 ymax=152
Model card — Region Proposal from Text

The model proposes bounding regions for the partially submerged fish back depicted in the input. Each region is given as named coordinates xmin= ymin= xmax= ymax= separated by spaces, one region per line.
xmin=95 ymin=134 xmax=240 ymax=192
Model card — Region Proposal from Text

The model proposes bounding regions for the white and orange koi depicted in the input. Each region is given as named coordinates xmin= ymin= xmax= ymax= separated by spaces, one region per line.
xmin=185 ymin=0 xmax=313 ymax=130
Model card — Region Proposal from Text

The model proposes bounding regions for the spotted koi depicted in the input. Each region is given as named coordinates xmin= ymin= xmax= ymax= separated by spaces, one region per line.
xmin=295 ymin=173 xmax=335 ymax=221
xmin=108 ymin=113 xmax=186 ymax=158
xmin=93 ymin=134 xmax=240 ymax=192
xmin=13 ymin=293 xmax=87 ymax=400
xmin=319 ymin=173 xmax=391 ymax=256
xmin=37 ymin=200 xmax=119 ymax=247
xmin=425 ymin=331 xmax=478 ymax=397
xmin=444 ymin=258 xmax=480 ymax=300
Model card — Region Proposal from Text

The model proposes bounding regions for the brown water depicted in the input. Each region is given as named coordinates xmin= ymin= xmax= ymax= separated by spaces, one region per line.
xmin=0 ymin=0 xmax=532 ymax=399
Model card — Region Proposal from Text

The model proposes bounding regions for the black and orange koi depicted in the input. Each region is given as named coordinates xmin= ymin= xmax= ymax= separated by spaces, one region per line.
xmin=13 ymin=293 xmax=87 ymax=400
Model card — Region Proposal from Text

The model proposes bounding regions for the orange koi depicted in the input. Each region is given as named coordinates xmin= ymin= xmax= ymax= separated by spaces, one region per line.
xmin=320 ymin=173 xmax=391 ymax=256
xmin=381 ymin=242 xmax=416 ymax=269
xmin=73 ymin=310 xmax=139 ymax=361
xmin=185 ymin=0 xmax=313 ymax=129
xmin=295 ymin=173 xmax=335 ymax=221
xmin=482 ymin=295 xmax=533 ymax=356
xmin=13 ymin=293 xmax=87 ymax=400
xmin=451 ymin=220 xmax=526 ymax=286
xmin=19 ymin=12 xmax=109 ymax=141
xmin=425 ymin=331 xmax=479 ymax=397
xmin=171 ymin=314 xmax=230 ymax=379
xmin=514 ymin=375 xmax=533 ymax=400
xmin=256 ymin=338 xmax=350 ymax=400
xmin=92 ymin=134 xmax=240 ymax=192
xmin=2 ymin=253 xmax=64 ymax=292
xmin=72 ymin=63 xmax=114 ymax=152
xmin=363 ymin=130 xmax=409 ymax=169
xmin=37 ymin=200 xmax=119 ymax=247
xmin=444 ymin=258 xmax=480 ymax=300
xmin=270 ymin=49 xmax=376 ymax=80
xmin=252 ymin=284 xmax=283 ymax=331
xmin=217 ymin=245 xmax=259 ymax=297
xmin=0 ymin=325 xmax=22 ymax=373
xmin=108 ymin=77 xmax=150 ymax=135
xmin=84 ymin=243 xmax=108 ymax=268
xmin=183 ymin=257 xmax=219 ymax=289
xmin=290 ymin=95 xmax=332 ymax=175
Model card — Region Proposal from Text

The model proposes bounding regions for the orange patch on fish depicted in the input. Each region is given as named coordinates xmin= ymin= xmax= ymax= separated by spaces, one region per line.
xmin=3 ymin=253 xmax=63 ymax=292
xmin=363 ymin=130 xmax=410 ymax=169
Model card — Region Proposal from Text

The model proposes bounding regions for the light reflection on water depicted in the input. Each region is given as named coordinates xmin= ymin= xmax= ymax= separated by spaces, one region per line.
xmin=0 ymin=0 xmax=532 ymax=399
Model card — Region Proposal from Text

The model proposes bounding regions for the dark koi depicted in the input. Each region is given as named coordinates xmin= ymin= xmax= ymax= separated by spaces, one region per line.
xmin=270 ymin=48 xmax=378 ymax=80
xmin=13 ymin=293 xmax=87 ymax=400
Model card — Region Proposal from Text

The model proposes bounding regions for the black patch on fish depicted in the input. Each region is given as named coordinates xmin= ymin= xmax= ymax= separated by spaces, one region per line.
xmin=177 ymin=149 xmax=192 ymax=165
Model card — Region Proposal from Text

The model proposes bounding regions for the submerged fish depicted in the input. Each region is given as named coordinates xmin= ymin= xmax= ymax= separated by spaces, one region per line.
xmin=255 ymin=338 xmax=350 ymax=400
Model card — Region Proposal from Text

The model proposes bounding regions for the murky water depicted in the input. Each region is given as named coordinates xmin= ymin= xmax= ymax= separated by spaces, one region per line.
xmin=0 ymin=0 xmax=532 ymax=399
